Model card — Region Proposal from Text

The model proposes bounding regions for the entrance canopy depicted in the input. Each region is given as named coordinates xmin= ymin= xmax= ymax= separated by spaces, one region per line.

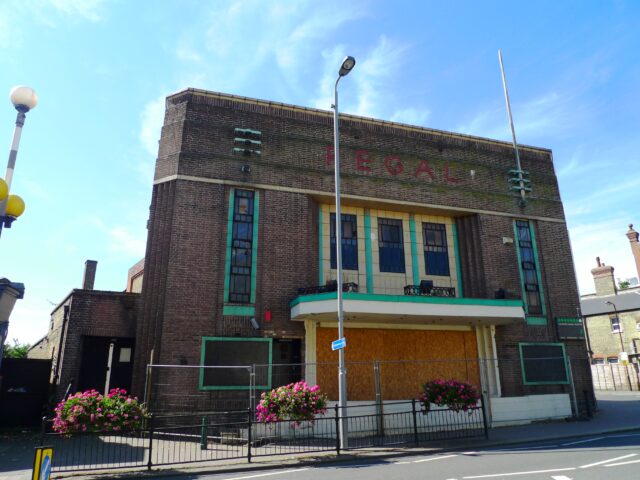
xmin=290 ymin=292 xmax=525 ymax=326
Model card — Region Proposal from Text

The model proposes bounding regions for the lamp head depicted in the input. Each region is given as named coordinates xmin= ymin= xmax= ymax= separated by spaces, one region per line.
xmin=0 ymin=178 xmax=7 ymax=202
xmin=338 ymin=56 xmax=356 ymax=77
xmin=5 ymin=194 xmax=25 ymax=218
xmin=10 ymin=86 xmax=38 ymax=113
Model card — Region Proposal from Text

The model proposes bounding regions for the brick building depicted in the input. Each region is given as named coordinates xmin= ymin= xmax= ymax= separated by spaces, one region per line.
xmin=28 ymin=260 xmax=140 ymax=400
xmin=128 ymin=88 xmax=593 ymax=421
xmin=581 ymin=225 xmax=640 ymax=367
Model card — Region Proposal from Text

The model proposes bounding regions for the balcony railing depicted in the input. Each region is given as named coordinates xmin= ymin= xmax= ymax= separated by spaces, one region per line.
xmin=404 ymin=284 xmax=456 ymax=297
xmin=297 ymin=280 xmax=359 ymax=296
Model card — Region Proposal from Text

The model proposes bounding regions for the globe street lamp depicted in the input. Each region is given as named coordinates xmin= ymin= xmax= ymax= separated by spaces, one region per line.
xmin=0 ymin=85 xmax=38 ymax=238
xmin=332 ymin=55 xmax=355 ymax=449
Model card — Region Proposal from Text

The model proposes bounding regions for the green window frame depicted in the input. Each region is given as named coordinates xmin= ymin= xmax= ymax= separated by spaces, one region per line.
xmin=224 ymin=188 xmax=260 ymax=307
xmin=519 ymin=342 xmax=569 ymax=385
xmin=199 ymin=337 xmax=272 ymax=390
xmin=513 ymin=220 xmax=546 ymax=318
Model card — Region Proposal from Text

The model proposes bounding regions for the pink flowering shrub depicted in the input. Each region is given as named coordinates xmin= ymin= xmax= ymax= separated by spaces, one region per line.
xmin=418 ymin=379 xmax=480 ymax=414
xmin=52 ymin=388 xmax=148 ymax=435
xmin=256 ymin=381 xmax=328 ymax=424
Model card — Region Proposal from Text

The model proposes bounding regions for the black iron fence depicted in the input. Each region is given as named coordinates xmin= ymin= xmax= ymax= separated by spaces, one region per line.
xmin=39 ymin=399 xmax=487 ymax=473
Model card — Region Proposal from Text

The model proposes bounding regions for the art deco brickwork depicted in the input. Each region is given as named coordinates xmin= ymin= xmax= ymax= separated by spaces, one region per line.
xmin=131 ymin=89 xmax=591 ymax=413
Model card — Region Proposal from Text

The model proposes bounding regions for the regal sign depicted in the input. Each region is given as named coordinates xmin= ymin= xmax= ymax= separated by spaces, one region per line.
xmin=325 ymin=146 xmax=461 ymax=184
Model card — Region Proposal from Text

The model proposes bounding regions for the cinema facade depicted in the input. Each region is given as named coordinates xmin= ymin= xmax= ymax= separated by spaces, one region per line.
xmin=122 ymin=88 xmax=592 ymax=424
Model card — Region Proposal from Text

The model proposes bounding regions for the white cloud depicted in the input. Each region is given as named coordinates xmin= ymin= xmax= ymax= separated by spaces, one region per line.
xmin=352 ymin=35 xmax=409 ymax=118
xmin=171 ymin=0 xmax=366 ymax=98
xmin=312 ymin=45 xmax=347 ymax=110
xmin=106 ymin=225 xmax=146 ymax=256
xmin=140 ymin=95 xmax=165 ymax=157
xmin=46 ymin=0 xmax=107 ymax=22
xmin=390 ymin=108 xmax=431 ymax=127
xmin=312 ymin=36 xmax=412 ymax=119
xmin=458 ymin=91 xmax=589 ymax=144
xmin=87 ymin=216 xmax=146 ymax=258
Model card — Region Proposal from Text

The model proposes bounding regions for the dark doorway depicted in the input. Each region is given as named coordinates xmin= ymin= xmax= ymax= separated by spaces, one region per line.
xmin=77 ymin=336 xmax=135 ymax=394
xmin=272 ymin=339 xmax=302 ymax=387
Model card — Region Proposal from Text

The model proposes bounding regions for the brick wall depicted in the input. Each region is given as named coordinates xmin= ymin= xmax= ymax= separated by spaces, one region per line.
xmin=53 ymin=290 xmax=139 ymax=401
xmin=132 ymin=89 xmax=591 ymax=410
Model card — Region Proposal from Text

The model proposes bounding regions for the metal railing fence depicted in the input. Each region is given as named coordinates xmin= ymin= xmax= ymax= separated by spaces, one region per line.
xmin=40 ymin=398 xmax=488 ymax=473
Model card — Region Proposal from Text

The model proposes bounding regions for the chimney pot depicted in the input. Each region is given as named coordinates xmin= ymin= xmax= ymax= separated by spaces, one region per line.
xmin=82 ymin=260 xmax=98 ymax=290
xmin=626 ymin=223 xmax=640 ymax=280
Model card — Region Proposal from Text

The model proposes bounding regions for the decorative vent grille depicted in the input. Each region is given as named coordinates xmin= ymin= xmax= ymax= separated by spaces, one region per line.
xmin=233 ymin=128 xmax=262 ymax=156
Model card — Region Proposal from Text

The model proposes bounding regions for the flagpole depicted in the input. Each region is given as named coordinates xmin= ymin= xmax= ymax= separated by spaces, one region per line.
xmin=498 ymin=50 xmax=526 ymax=206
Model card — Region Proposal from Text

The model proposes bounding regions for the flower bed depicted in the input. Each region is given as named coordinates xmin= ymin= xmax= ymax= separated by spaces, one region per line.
xmin=256 ymin=381 xmax=328 ymax=425
xmin=52 ymin=388 xmax=148 ymax=435
xmin=418 ymin=379 xmax=480 ymax=414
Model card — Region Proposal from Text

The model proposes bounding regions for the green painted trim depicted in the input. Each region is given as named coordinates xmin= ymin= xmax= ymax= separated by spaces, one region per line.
xmin=451 ymin=223 xmax=464 ymax=298
xmin=223 ymin=305 xmax=256 ymax=316
xmin=319 ymin=207 xmax=324 ymax=285
xmin=223 ymin=188 xmax=236 ymax=302
xmin=199 ymin=336 xmax=272 ymax=390
xmin=409 ymin=215 xmax=420 ymax=286
xmin=250 ymin=191 xmax=260 ymax=304
xmin=519 ymin=342 xmax=569 ymax=385
xmin=529 ymin=222 xmax=547 ymax=316
xmin=513 ymin=221 xmax=528 ymax=315
xmin=557 ymin=317 xmax=582 ymax=324
xmin=290 ymin=291 xmax=523 ymax=309
xmin=364 ymin=209 xmax=374 ymax=293
xmin=526 ymin=316 xmax=548 ymax=325
xmin=513 ymin=220 xmax=546 ymax=317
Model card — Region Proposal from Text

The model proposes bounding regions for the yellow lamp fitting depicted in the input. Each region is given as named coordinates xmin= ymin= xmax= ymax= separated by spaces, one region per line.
xmin=0 ymin=178 xmax=7 ymax=202
xmin=5 ymin=194 xmax=25 ymax=218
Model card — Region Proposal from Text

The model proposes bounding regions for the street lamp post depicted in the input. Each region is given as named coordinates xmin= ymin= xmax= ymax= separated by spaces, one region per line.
xmin=332 ymin=55 xmax=355 ymax=449
xmin=0 ymin=86 xmax=38 ymax=238
xmin=605 ymin=300 xmax=632 ymax=388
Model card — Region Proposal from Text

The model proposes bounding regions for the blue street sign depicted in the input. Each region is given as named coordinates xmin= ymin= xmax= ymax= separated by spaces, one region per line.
xmin=331 ymin=337 xmax=347 ymax=351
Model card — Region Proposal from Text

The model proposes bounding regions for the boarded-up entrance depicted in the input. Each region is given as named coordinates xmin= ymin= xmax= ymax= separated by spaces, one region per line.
xmin=316 ymin=327 xmax=479 ymax=400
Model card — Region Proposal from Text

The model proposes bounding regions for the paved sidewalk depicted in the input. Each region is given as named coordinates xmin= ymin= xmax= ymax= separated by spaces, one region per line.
xmin=2 ymin=391 xmax=639 ymax=480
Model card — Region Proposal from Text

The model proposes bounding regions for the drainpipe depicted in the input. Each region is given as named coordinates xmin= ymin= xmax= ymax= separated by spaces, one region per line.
xmin=53 ymin=302 xmax=71 ymax=389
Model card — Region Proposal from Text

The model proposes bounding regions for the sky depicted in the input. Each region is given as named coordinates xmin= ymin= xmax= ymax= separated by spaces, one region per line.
xmin=1 ymin=0 xmax=639 ymax=344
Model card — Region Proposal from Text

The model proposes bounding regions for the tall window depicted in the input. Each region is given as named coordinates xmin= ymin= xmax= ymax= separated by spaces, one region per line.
xmin=378 ymin=218 xmax=405 ymax=273
xmin=423 ymin=222 xmax=450 ymax=276
xmin=515 ymin=220 xmax=542 ymax=315
xmin=330 ymin=213 xmax=358 ymax=270
xmin=229 ymin=190 xmax=254 ymax=303
xmin=610 ymin=316 xmax=622 ymax=333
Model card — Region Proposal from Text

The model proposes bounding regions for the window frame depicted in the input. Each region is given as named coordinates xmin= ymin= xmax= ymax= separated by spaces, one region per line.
xmin=610 ymin=316 xmax=622 ymax=333
xmin=330 ymin=213 xmax=359 ymax=271
xmin=422 ymin=222 xmax=450 ymax=276
xmin=228 ymin=189 xmax=255 ymax=304
xmin=514 ymin=220 xmax=544 ymax=316
xmin=378 ymin=218 xmax=406 ymax=273
xmin=519 ymin=342 xmax=570 ymax=385
xmin=199 ymin=337 xmax=272 ymax=391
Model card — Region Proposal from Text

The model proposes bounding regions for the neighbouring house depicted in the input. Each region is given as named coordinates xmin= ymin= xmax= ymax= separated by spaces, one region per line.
xmin=581 ymin=225 xmax=640 ymax=371
xmin=27 ymin=260 xmax=140 ymax=400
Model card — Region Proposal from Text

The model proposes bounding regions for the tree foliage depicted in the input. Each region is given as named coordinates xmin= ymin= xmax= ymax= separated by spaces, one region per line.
xmin=2 ymin=339 xmax=31 ymax=358
xmin=618 ymin=280 xmax=631 ymax=290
